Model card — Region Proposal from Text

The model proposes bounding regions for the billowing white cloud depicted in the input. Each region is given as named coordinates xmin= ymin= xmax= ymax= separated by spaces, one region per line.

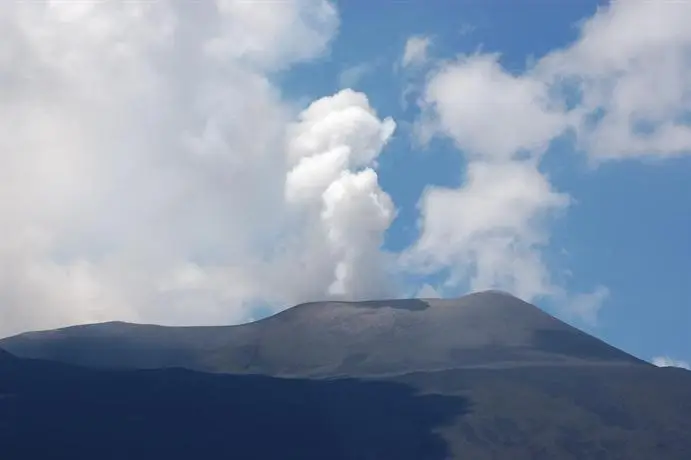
xmin=418 ymin=0 xmax=691 ymax=160
xmin=0 ymin=0 xmax=401 ymax=337
xmin=410 ymin=47 xmax=573 ymax=309
xmin=287 ymin=89 xmax=396 ymax=182
xmin=284 ymin=89 xmax=397 ymax=300
xmin=419 ymin=54 xmax=568 ymax=161
xmin=407 ymin=0 xmax=691 ymax=321
xmin=652 ymin=356 xmax=691 ymax=370
xmin=561 ymin=285 xmax=610 ymax=326
xmin=538 ymin=0 xmax=691 ymax=160
xmin=321 ymin=169 xmax=396 ymax=298
xmin=206 ymin=0 xmax=338 ymax=70
xmin=404 ymin=161 xmax=569 ymax=302
xmin=401 ymin=35 xmax=432 ymax=68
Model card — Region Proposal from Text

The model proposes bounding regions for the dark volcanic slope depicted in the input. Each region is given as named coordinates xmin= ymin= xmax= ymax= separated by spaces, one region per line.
xmin=1 ymin=291 xmax=644 ymax=377
xmin=0 ymin=348 xmax=15 ymax=361
xmin=1 ymin=292 xmax=690 ymax=460
xmin=1 ymin=349 xmax=690 ymax=460
xmin=0 ymin=349 xmax=470 ymax=460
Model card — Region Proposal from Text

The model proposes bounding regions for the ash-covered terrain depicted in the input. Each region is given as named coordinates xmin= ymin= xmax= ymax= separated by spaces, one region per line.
xmin=1 ymin=291 xmax=689 ymax=459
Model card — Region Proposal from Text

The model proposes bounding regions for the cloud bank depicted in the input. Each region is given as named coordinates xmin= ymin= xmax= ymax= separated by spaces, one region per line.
xmin=0 ymin=0 xmax=690 ymax=335
xmin=0 ymin=0 xmax=397 ymax=335
xmin=406 ymin=0 xmax=691 ymax=316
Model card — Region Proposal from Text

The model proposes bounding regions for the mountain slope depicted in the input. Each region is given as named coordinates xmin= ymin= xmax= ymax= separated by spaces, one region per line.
xmin=0 ymin=291 xmax=645 ymax=377
xmin=0 ymin=348 xmax=15 ymax=361
xmin=0 ymin=348 xmax=690 ymax=460
xmin=1 ymin=291 xmax=690 ymax=459
xmin=0 ymin=349 xmax=469 ymax=460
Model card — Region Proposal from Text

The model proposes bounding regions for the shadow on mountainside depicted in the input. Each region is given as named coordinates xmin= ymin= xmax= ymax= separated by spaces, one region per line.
xmin=0 ymin=352 xmax=470 ymax=460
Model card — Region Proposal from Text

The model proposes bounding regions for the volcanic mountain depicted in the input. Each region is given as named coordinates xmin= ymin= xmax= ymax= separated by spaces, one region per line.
xmin=0 ymin=291 xmax=644 ymax=377
xmin=2 ymin=291 xmax=690 ymax=459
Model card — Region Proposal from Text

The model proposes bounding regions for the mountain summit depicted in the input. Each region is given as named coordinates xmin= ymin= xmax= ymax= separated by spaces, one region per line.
xmin=1 ymin=290 xmax=690 ymax=460
xmin=0 ymin=291 xmax=643 ymax=377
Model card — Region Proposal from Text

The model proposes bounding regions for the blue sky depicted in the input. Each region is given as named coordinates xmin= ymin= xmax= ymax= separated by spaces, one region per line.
xmin=0 ymin=1 xmax=688 ymax=368
xmin=281 ymin=0 xmax=691 ymax=365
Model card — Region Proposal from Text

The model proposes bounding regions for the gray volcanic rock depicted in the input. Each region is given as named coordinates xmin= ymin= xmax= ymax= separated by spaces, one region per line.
xmin=2 ymin=351 xmax=689 ymax=460
xmin=0 ymin=291 xmax=644 ymax=377
xmin=1 ymin=291 xmax=690 ymax=459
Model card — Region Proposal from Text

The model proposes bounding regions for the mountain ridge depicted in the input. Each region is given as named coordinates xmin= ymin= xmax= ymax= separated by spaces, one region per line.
xmin=1 ymin=290 xmax=690 ymax=459
xmin=0 ymin=291 xmax=646 ymax=377
xmin=1 ymin=346 xmax=689 ymax=459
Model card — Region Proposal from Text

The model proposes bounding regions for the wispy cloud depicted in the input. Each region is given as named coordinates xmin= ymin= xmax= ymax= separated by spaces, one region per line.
xmin=338 ymin=62 xmax=376 ymax=89
xmin=652 ymin=356 xmax=690 ymax=370
xmin=401 ymin=35 xmax=432 ymax=69
xmin=405 ymin=0 xmax=691 ymax=322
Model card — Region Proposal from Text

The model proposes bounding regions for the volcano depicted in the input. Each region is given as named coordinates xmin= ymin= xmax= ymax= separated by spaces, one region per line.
xmin=1 ymin=291 xmax=690 ymax=459
xmin=0 ymin=291 xmax=644 ymax=377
